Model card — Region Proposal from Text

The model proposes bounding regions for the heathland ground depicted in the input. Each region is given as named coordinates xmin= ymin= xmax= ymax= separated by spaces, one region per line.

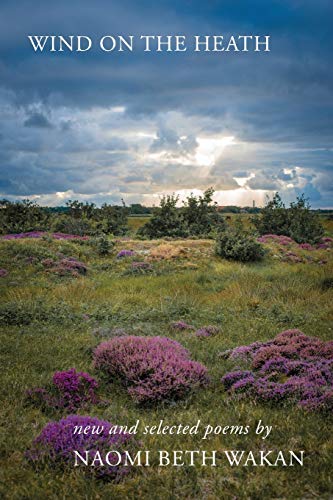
xmin=0 ymin=216 xmax=332 ymax=499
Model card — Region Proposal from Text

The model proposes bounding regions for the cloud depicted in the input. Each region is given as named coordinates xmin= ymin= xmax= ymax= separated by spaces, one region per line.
xmin=24 ymin=112 xmax=53 ymax=128
xmin=150 ymin=125 xmax=198 ymax=158
xmin=277 ymin=168 xmax=297 ymax=181
xmin=0 ymin=0 xmax=332 ymax=207
xmin=246 ymin=171 xmax=281 ymax=191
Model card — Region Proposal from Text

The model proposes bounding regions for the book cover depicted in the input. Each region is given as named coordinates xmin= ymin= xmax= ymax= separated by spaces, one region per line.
xmin=0 ymin=1 xmax=332 ymax=498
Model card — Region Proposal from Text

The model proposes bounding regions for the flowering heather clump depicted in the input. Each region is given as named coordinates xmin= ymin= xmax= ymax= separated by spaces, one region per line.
xmin=42 ymin=257 xmax=87 ymax=277
xmin=257 ymin=234 xmax=294 ymax=245
xmin=1 ymin=231 xmax=88 ymax=240
xmin=229 ymin=341 xmax=267 ymax=360
xmin=258 ymin=233 xmax=331 ymax=264
xmin=26 ymin=368 xmax=99 ymax=412
xmin=259 ymin=234 xmax=332 ymax=252
xmin=221 ymin=330 xmax=333 ymax=413
xmin=51 ymin=232 xmax=89 ymax=240
xmin=126 ymin=261 xmax=153 ymax=275
xmin=282 ymin=252 xmax=304 ymax=263
xmin=93 ymin=336 xmax=208 ymax=404
xmin=0 ymin=269 xmax=8 ymax=277
xmin=171 ymin=320 xmax=195 ymax=330
xmin=195 ymin=325 xmax=219 ymax=338
xmin=316 ymin=237 xmax=333 ymax=250
xmin=26 ymin=414 xmax=136 ymax=480
xmin=299 ymin=243 xmax=315 ymax=251
xmin=116 ymin=249 xmax=135 ymax=259
xmin=221 ymin=370 xmax=255 ymax=390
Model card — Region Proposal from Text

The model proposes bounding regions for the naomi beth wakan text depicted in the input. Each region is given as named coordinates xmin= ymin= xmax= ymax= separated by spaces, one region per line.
xmin=74 ymin=449 xmax=304 ymax=468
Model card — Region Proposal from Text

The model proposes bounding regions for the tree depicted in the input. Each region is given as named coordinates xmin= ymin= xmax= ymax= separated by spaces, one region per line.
xmin=252 ymin=193 xmax=288 ymax=236
xmin=288 ymin=195 xmax=324 ymax=244
xmin=52 ymin=200 xmax=129 ymax=236
xmin=0 ymin=199 xmax=50 ymax=234
xmin=138 ymin=188 xmax=225 ymax=239
xmin=182 ymin=188 xmax=225 ymax=237
xmin=252 ymin=193 xmax=324 ymax=244
xmin=138 ymin=194 xmax=186 ymax=238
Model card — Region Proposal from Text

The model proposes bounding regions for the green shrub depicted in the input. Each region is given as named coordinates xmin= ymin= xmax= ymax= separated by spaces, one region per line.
xmin=89 ymin=234 xmax=114 ymax=255
xmin=182 ymin=188 xmax=226 ymax=237
xmin=0 ymin=198 xmax=129 ymax=237
xmin=51 ymin=215 xmax=95 ymax=236
xmin=138 ymin=188 xmax=225 ymax=239
xmin=216 ymin=225 xmax=265 ymax=262
xmin=138 ymin=194 xmax=187 ymax=239
xmin=288 ymin=196 xmax=324 ymax=244
xmin=65 ymin=200 xmax=129 ymax=235
xmin=252 ymin=193 xmax=324 ymax=244
xmin=0 ymin=199 xmax=50 ymax=234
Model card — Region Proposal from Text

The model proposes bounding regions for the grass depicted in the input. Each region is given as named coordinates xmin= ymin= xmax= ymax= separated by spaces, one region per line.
xmin=127 ymin=216 xmax=151 ymax=232
xmin=0 ymin=230 xmax=332 ymax=499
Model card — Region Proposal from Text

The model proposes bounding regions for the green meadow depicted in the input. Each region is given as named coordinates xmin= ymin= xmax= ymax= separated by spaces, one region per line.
xmin=0 ymin=221 xmax=332 ymax=499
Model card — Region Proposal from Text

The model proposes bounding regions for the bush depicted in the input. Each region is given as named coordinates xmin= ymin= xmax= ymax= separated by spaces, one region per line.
xmin=0 ymin=199 xmax=129 ymax=237
xmin=51 ymin=215 xmax=95 ymax=236
xmin=116 ymin=249 xmax=135 ymax=258
xmin=221 ymin=329 xmax=333 ymax=412
xmin=26 ymin=368 xmax=99 ymax=412
xmin=89 ymin=234 xmax=114 ymax=255
xmin=181 ymin=188 xmax=226 ymax=237
xmin=253 ymin=193 xmax=324 ymax=244
xmin=62 ymin=200 xmax=129 ymax=236
xmin=0 ymin=199 xmax=50 ymax=234
xmin=138 ymin=194 xmax=187 ymax=239
xmin=216 ymin=225 xmax=265 ymax=262
xmin=138 ymin=188 xmax=225 ymax=239
xmin=42 ymin=257 xmax=87 ymax=277
xmin=93 ymin=336 xmax=208 ymax=404
xmin=288 ymin=196 xmax=324 ymax=244
xmin=26 ymin=414 xmax=137 ymax=480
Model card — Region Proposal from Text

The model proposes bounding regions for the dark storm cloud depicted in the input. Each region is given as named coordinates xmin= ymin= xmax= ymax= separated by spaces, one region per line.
xmin=0 ymin=0 xmax=332 ymax=206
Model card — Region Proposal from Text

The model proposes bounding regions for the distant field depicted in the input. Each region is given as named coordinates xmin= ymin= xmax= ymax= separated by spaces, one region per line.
xmin=128 ymin=215 xmax=151 ymax=231
xmin=128 ymin=213 xmax=333 ymax=234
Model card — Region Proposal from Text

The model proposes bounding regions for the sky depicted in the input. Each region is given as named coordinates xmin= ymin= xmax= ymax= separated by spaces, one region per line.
xmin=0 ymin=0 xmax=332 ymax=208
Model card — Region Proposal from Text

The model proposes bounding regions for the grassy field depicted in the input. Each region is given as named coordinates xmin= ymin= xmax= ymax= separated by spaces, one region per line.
xmin=128 ymin=213 xmax=333 ymax=234
xmin=0 ymin=228 xmax=332 ymax=499
xmin=127 ymin=216 xmax=151 ymax=232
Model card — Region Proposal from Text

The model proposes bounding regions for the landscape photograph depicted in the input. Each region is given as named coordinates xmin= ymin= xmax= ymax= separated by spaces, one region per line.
xmin=0 ymin=1 xmax=332 ymax=499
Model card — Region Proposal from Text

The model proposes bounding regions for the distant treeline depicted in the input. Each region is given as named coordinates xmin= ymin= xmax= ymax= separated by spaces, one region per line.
xmin=44 ymin=204 xmax=260 ymax=215
xmin=45 ymin=204 xmax=332 ymax=216
xmin=0 ymin=191 xmax=329 ymax=243
xmin=45 ymin=203 xmax=153 ymax=215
